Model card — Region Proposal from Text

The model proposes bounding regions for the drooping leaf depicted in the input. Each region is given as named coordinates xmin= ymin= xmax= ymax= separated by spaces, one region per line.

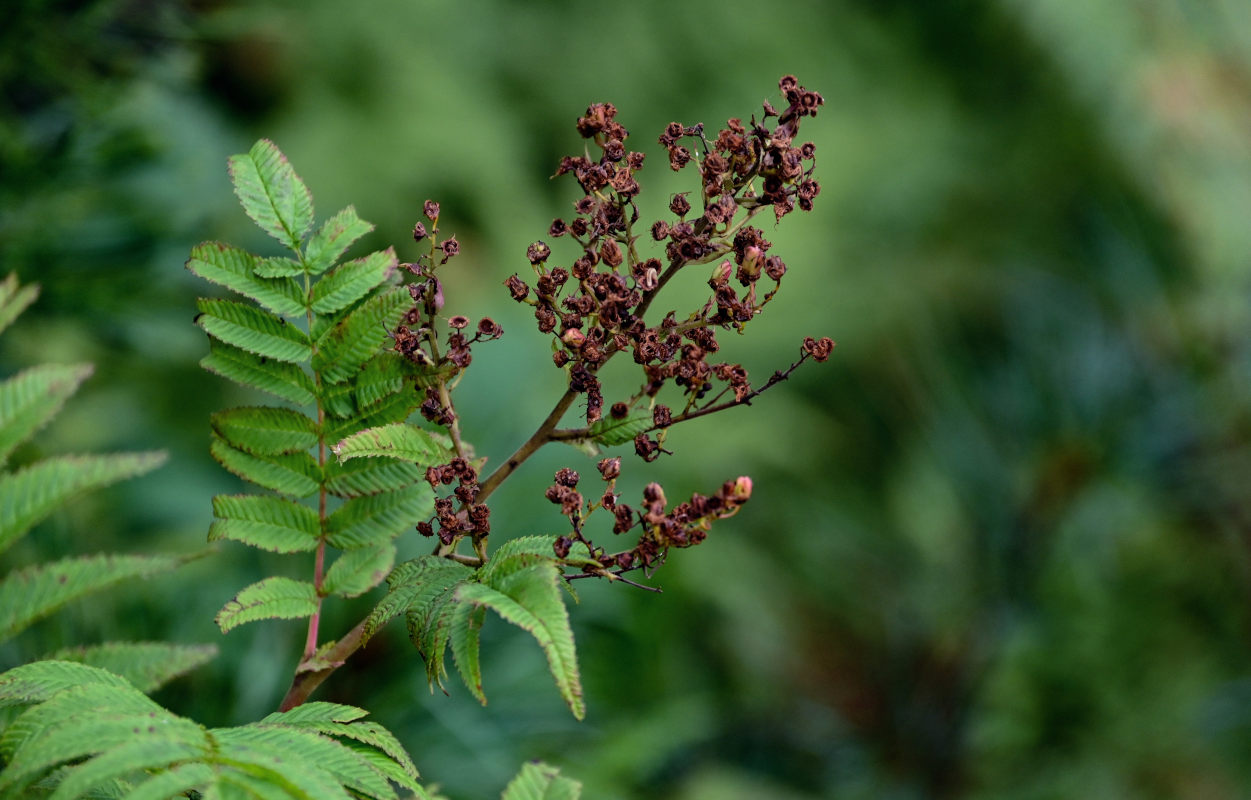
xmin=363 ymin=556 xmax=473 ymax=644
xmin=200 ymin=339 xmax=316 ymax=406
xmin=0 ymin=363 xmax=93 ymax=466
xmin=324 ymin=484 xmax=434 ymax=549
xmin=304 ymin=206 xmax=375 ymax=274
xmin=407 ymin=580 xmax=467 ymax=691
xmin=323 ymin=457 xmax=425 ymax=499
xmin=0 ymin=553 xmax=195 ymax=643
xmin=458 ymin=563 xmax=584 ymax=719
xmin=211 ymin=406 xmax=318 ymax=456
xmin=0 ymin=452 xmax=167 ymax=557
xmin=449 ymin=604 xmax=486 ymax=705
xmin=479 ymin=536 xmax=564 ymax=585
xmin=260 ymin=704 xmax=419 ymax=787
xmin=215 ymin=576 xmax=318 ymax=633
xmin=42 ymin=642 xmax=218 ymax=694
xmin=210 ymin=494 xmax=321 ymax=553
xmin=210 ymin=435 xmax=319 ymax=498
xmin=322 ymin=544 xmax=396 ymax=598
xmin=331 ymin=423 xmax=451 ymax=466
xmin=311 ymin=248 xmax=397 ymax=314
xmin=228 ymin=139 xmax=315 ymax=251
xmin=501 ymin=761 xmax=582 ymax=800
xmin=313 ymin=287 xmax=409 ymax=384
xmin=186 ymin=242 xmax=306 ymax=317
xmin=196 ymin=298 xmax=312 ymax=364
xmin=0 ymin=273 xmax=39 ymax=337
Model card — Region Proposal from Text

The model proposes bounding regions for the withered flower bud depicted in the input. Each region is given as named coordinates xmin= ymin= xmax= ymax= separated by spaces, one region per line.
xmin=764 ymin=256 xmax=787 ymax=281
xmin=653 ymin=404 xmax=673 ymax=428
xmin=802 ymin=336 xmax=836 ymax=362
xmin=553 ymin=536 xmax=573 ymax=559
xmin=417 ymin=521 xmax=435 ymax=537
xmin=555 ymin=467 xmax=580 ymax=488
xmin=643 ymin=482 xmax=666 ymax=506
xmin=710 ymin=260 xmax=732 ymax=288
xmin=597 ymin=457 xmax=621 ymax=481
xmin=413 ymin=221 xmax=428 ymax=241
xmin=599 ymin=239 xmax=623 ymax=268
xmin=448 ymin=315 xmax=469 ymax=329
xmin=651 ymin=220 xmax=670 ymax=241
xmin=424 ymin=200 xmax=440 ymax=220
xmin=425 ymin=466 xmax=441 ymax=487
xmin=603 ymin=139 xmax=625 ymax=161
xmin=505 ymin=274 xmax=530 ymax=302
xmin=477 ymin=317 xmax=503 ymax=338
xmin=549 ymin=219 xmax=568 ymax=237
xmin=440 ymin=236 xmax=460 ymax=260
xmin=634 ymin=433 xmax=659 ymax=461
xmin=527 ymin=241 xmax=551 ymax=264
xmin=562 ymin=328 xmax=586 ymax=349
xmin=613 ymin=503 xmax=635 ymax=534
xmin=611 ymin=402 xmax=629 ymax=419
xmin=553 ymin=350 xmax=570 ymax=367
xmin=669 ymin=193 xmax=691 ymax=217
xmin=668 ymin=146 xmax=692 ymax=171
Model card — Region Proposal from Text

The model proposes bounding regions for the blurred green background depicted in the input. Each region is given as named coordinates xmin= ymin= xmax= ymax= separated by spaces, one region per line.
xmin=4 ymin=0 xmax=1251 ymax=797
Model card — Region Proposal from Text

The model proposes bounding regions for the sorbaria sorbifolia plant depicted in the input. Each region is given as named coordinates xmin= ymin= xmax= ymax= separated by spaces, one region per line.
xmin=0 ymin=76 xmax=833 ymax=798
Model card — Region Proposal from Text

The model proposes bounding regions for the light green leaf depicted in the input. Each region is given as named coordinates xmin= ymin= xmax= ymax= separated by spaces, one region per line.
xmin=331 ymin=423 xmax=451 ymax=466
xmin=353 ymin=352 xmax=446 ymax=410
xmin=324 ymin=484 xmax=434 ymax=549
xmin=211 ymin=725 xmax=395 ymax=800
xmin=210 ymin=494 xmax=320 ymax=553
xmin=210 ymin=435 xmax=319 ymax=498
xmin=187 ymin=242 xmax=305 ymax=317
xmin=0 ymin=452 xmax=167 ymax=558
xmin=48 ymin=737 xmax=206 ymax=800
xmin=215 ymin=577 xmax=318 ymax=633
xmin=211 ymin=406 xmax=318 ymax=456
xmin=112 ymin=762 xmax=213 ymax=800
xmin=586 ymin=411 xmax=652 ymax=446
xmin=259 ymin=702 xmax=368 ymax=726
xmin=0 ymin=363 xmax=93 ymax=466
xmin=501 ymin=762 xmax=582 ymax=800
xmin=259 ymin=706 xmax=419 ymax=787
xmin=407 ymin=581 xmax=465 ymax=691
xmin=322 ymin=544 xmax=396 ymax=598
xmin=458 ymin=563 xmax=584 ymax=719
xmin=200 ymin=339 xmax=316 ymax=406
xmin=0 ymin=553 xmax=194 ymax=643
xmin=255 ymin=256 xmax=304 ymax=278
xmin=321 ymin=379 xmax=357 ymax=419
xmin=323 ymin=457 xmax=425 ymax=499
xmin=196 ymin=298 xmax=312 ymax=364
xmin=0 ymin=273 xmax=39 ymax=337
xmin=42 ymin=642 xmax=217 ymax=694
xmin=450 ymin=605 xmax=486 ymax=705
xmin=363 ymin=557 xmax=473 ymax=644
xmin=324 ymin=391 xmax=423 ymax=444
xmin=304 ymin=206 xmax=375 ymax=274
xmin=311 ymin=248 xmax=397 ymax=314
xmin=0 ymin=661 xmax=131 ymax=709
xmin=228 ymin=139 xmax=315 ymax=251
xmin=313 ymin=287 xmax=408 ymax=384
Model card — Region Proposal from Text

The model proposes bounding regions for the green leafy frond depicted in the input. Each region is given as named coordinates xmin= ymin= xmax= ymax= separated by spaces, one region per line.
xmin=354 ymin=352 xmax=452 ymax=411
xmin=0 ymin=273 xmax=39 ymax=337
xmin=200 ymin=339 xmax=317 ymax=406
xmin=196 ymin=298 xmax=313 ymax=364
xmin=311 ymin=248 xmax=398 ymax=314
xmin=210 ymin=435 xmax=320 ymax=498
xmin=211 ymin=406 xmax=318 ymax=456
xmin=457 ymin=563 xmax=585 ymax=719
xmin=324 ymin=483 xmax=434 ymax=550
xmin=501 ymin=761 xmax=582 ymax=800
xmin=479 ymin=536 xmax=564 ymax=586
xmin=324 ymin=390 xmax=424 ymax=444
xmin=304 ymin=206 xmax=375 ymax=275
xmin=211 ymin=725 xmax=396 ymax=800
xmin=362 ymin=556 xmax=473 ymax=644
xmin=331 ymin=422 xmax=452 ymax=466
xmin=312 ymin=286 xmax=409 ymax=384
xmin=321 ymin=378 xmax=358 ymax=419
xmin=322 ymin=544 xmax=396 ymax=598
xmin=0 ymin=363 xmax=93 ymax=466
xmin=209 ymin=494 xmax=321 ymax=553
xmin=216 ymin=577 xmax=318 ymax=634
xmin=187 ymin=242 xmax=305 ymax=317
xmin=0 ymin=552 xmax=196 ymax=643
xmin=0 ymin=661 xmax=130 ymax=710
xmin=256 ymin=255 xmax=304 ymax=278
xmin=406 ymin=581 xmax=468 ymax=691
xmin=229 ymin=139 xmax=315 ymax=251
xmin=323 ymin=457 xmax=425 ymax=499
xmin=0 ymin=451 xmax=166 ymax=557
xmin=42 ymin=642 xmax=217 ymax=694
xmin=450 ymin=604 xmax=486 ymax=706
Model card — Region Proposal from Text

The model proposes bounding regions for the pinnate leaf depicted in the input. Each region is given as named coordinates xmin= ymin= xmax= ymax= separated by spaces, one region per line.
xmin=200 ymin=339 xmax=316 ymax=406
xmin=255 ymin=255 xmax=305 ymax=278
xmin=211 ymin=406 xmax=318 ymax=456
xmin=450 ymin=604 xmax=486 ymax=705
xmin=313 ymin=286 xmax=408 ymax=384
xmin=304 ymin=206 xmax=375 ymax=274
xmin=216 ymin=576 xmax=318 ymax=633
xmin=0 ymin=451 xmax=167 ymax=557
xmin=210 ymin=493 xmax=321 ymax=553
xmin=210 ymin=435 xmax=319 ymax=497
xmin=501 ymin=761 xmax=582 ymax=800
xmin=196 ymin=298 xmax=312 ymax=364
xmin=229 ymin=139 xmax=315 ymax=250
xmin=324 ymin=483 xmax=434 ymax=549
xmin=0 ymin=661 xmax=131 ymax=709
xmin=363 ymin=556 xmax=473 ymax=644
xmin=332 ymin=422 xmax=451 ymax=466
xmin=323 ymin=457 xmax=425 ymax=498
xmin=586 ymin=410 xmax=652 ymax=446
xmin=323 ymin=544 xmax=396 ymax=598
xmin=311 ymin=248 xmax=397 ymax=314
xmin=187 ymin=242 xmax=305 ymax=317
xmin=0 ymin=363 xmax=93 ymax=465
xmin=42 ymin=642 xmax=218 ymax=694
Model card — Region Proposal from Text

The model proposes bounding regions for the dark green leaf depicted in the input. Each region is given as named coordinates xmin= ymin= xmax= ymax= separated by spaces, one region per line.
xmin=323 ymin=457 xmax=425 ymax=499
xmin=200 ymin=339 xmax=317 ymax=406
xmin=196 ymin=298 xmax=312 ymax=364
xmin=210 ymin=494 xmax=321 ymax=553
xmin=311 ymin=248 xmax=397 ymax=314
xmin=313 ymin=287 xmax=408 ymax=384
xmin=215 ymin=577 xmax=318 ymax=633
xmin=210 ymin=435 xmax=319 ymax=498
xmin=324 ymin=484 xmax=434 ymax=549
xmin=211 ymin=406 xmax=318 ymax=456
xmin=187 ymin=242 xmax=305 ymax=317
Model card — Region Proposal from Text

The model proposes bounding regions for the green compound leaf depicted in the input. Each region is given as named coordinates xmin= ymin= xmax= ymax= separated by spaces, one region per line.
xmin=255 ymin=255 xmax=305 ymax=278
xmin=211 ymin=725 xmax=395 ymax=800
xmin=363 ymin=556 xmax=473 ymax=645
xmin=216 ymin=576 xmax=318 ymax=633
xmin=259 ymin=703 xmax=420 ymax=789
xmin=322 ymin=544 xmax=396 ymax=598
xmin=304 ymin=206 xmax=375 ymax=275
xmin=0 ymin=363 xmax=93 ymax=466
xmin=0 ymin=553 xmax=196 ymax=643
xmin=186 ymin=242 xmax=305 ymax=317
xmin=458 ymin=563 xmax=584 ymax=719
xmin=407 ymin=580 xmax=469 ymax=692
xmin=323 ymin=457 xmax=425 ymax=499
xmin=210 ymin=494 xmax=321 ymax=553
xmin=586 ymin=410 xmax=652 ymax=446
xmin=210 ymin=435 xmax=319 ymax=498
xmin=0 ymin=660 xmax=132 ymax=709
xmin=324 ymin=483 xmax=434 ymax=550
xmin=196 ymin=298 xmax=313 ymax=364
xmin=200 ymin=339 xmax=317 ymax=406
xmin=42 ymin=642 xmax=217 ymax=694
xmin=450 ymin=604 xmax=486 ymax=705
xmin=501 ymin=761 xmax=582 ymax=800
xmin=211 ymin=406 xmax=318 ymax=456
xmin=0 ymin=272 xmax=39 ymax=338
xmin=331 ymin=422 xmax=452 ymax=466
xmin=229 ymin=139 xmax=315 ymax=251
xmin=0 ymin=451 xmax=167 ymax=558
xmin=313 ymin=286 xmax=409 ymax=384
xmin=311 ymin=248 xmax=398 ymax=315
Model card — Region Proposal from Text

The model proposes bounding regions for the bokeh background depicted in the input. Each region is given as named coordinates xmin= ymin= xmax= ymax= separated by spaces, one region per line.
xmin=4 ymin=0 xmax=1251 ymax=797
